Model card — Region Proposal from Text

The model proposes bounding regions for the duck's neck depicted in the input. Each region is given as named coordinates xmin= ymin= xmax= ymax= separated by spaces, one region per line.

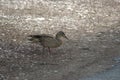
xmin=55 ymin=35 xmax=62 ymax=46
xmin=56 ymin=35 xmax=60 ymax=40
xmin=55 ymin=34 xmax=62 ymax=41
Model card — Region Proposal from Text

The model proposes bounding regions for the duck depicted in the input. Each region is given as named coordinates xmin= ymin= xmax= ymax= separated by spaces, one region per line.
xmin=27 ymin=31 xmax=68 ymax=53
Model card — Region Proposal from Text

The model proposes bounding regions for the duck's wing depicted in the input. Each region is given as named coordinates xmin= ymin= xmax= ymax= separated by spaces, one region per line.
xmin=28 ymin=34 xmax=53 ymax=39
xmin=28 ymin=34 xmax=62 ymax=48
xmin=27 ymin=34 xmax=54 ymax=42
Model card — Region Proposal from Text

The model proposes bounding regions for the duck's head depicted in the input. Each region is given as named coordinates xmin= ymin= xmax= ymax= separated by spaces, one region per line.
xmin=56 ymin=31 xmax=68 ymax=40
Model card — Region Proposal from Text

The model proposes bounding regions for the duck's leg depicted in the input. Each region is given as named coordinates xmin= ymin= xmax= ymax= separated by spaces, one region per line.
xmin=42 ymin=47 xmax=45 ymax=53
xmin=48 ymin=47 xmax=51 ymax=54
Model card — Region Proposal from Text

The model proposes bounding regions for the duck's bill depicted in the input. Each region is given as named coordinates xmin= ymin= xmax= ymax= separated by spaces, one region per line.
xmin=64 ymin=36 xmax=69 ymax=40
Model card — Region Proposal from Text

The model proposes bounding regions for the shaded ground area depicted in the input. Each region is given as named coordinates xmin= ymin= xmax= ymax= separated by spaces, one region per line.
xmin=81 ymin=63 xmax=120 ymax=80
xmin=0 ymin=0 xmax=120 ymax=80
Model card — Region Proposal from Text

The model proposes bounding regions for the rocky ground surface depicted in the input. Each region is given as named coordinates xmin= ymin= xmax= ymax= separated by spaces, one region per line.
xmin=0 ymin=0 xmax=120 ymax=80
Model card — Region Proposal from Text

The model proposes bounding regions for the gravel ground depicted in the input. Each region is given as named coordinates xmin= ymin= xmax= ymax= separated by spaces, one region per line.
xmin=0 ymin=0 xmax=120 ymax=80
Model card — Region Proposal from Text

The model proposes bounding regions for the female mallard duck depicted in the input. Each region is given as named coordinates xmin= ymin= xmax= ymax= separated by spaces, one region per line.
xmin=28 ymin=31 xmax=68 ymax=53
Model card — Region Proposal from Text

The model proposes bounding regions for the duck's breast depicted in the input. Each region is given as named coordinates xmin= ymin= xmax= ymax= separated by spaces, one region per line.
xmin=41 ymin=37 xmax=62 ymax=48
